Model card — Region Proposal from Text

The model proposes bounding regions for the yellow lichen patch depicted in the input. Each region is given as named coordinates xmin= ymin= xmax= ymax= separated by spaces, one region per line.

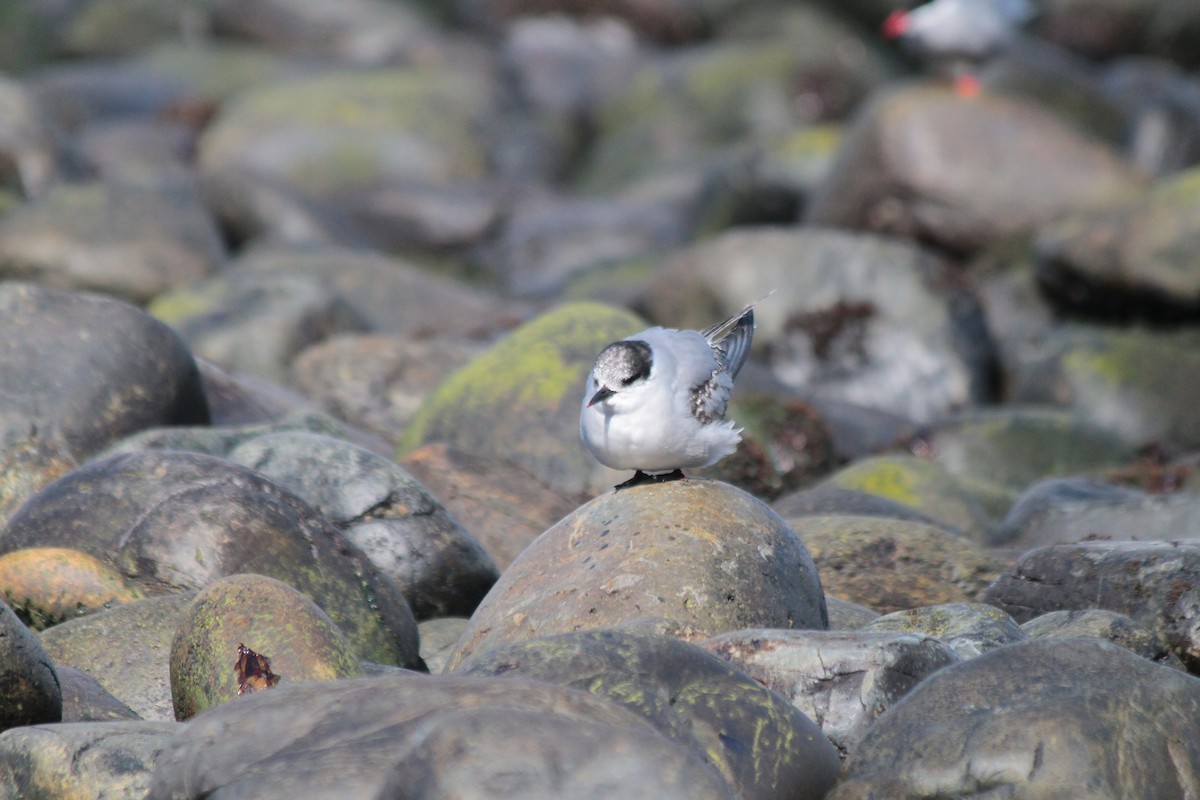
xmin=0 ymin=547 xmax=142 ymax=629
xmin=147 ymin=279 xmax=226 ymax=326
xmin=399 ymin=301 xmax=643 ymax=453
xmin=829 ymin=456 xmax=922 ymax=507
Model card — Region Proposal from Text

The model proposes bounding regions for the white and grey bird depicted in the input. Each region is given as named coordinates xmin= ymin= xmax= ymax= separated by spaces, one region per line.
xmin=883 ymin=0 xmax=1034 ymax=94
xmin=580 ymin=306 xmax=755 ymax=489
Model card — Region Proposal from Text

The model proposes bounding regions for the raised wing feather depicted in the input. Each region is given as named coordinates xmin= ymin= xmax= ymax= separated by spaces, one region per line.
xmin=701 ymin=305 xmax=755 ymax=380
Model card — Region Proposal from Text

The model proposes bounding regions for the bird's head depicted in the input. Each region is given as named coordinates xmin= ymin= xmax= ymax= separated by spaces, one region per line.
xmin=586 ymin=339 xmax=652 ymax=408
xmin=882 ymin=8 xmax=911 ymax=38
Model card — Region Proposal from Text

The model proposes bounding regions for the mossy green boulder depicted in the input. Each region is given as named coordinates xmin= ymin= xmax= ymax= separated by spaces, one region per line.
xmin=399 ymin=302 xmax=644 ymax=496
xmin=170 ymin=574 xmax=364 ymax=720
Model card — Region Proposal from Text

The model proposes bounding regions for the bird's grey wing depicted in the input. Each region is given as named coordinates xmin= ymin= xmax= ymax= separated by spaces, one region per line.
xmin=690 ymin=370 xmax=733 ymax=425
xmin=997 ymin=0 xmax=1035 ymax=23
xmin=702 ymin=306 xmax=755 ymax=380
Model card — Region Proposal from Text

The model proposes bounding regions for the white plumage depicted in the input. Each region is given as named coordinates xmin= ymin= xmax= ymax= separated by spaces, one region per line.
xmin=580 ymin=307 xmax=754 ymax=486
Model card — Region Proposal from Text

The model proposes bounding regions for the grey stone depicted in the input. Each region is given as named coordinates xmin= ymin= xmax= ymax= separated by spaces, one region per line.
xmin=0 ymin=599 xmax=60 ymax=732
xmin=456 ymin=629 xmax=840 ymax=800
xmin=830 ymin=639 xmax=1200 ymax=799
xmin=703 ymin=629 xmax=960 ymax=759
xmin=861 ymin=602 xmax=1027 ymax=661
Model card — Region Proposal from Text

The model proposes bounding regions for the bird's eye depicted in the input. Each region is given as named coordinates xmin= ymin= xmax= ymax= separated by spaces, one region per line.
xmin=620 ymin=375 xmax=637 ymax=386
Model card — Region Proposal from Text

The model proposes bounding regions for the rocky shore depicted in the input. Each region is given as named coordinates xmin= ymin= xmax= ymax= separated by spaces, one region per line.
xmin=2 ymin=0 xmax=1200 ymax=797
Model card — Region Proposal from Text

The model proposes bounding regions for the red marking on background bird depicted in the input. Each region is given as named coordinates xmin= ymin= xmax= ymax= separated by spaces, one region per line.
xmin=883 ymin=10 xmax=910 ymax=38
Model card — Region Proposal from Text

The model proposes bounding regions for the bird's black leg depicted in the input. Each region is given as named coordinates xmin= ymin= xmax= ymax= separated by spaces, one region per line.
xmin=614 ymin=469 xmax=686 ymax=490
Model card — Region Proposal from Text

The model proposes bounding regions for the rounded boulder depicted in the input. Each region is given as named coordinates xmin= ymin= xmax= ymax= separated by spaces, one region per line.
xmin=447 ymin=478 xmax=827 ymax=669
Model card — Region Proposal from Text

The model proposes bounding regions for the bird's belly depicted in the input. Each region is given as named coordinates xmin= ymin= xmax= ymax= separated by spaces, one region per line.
xmin=581 ymin=406 xmax=717 ymax=472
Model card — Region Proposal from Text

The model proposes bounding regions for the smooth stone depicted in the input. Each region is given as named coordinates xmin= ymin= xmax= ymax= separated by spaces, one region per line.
xmin=147 ymin=675 xmax=731 ymax=800
xmin=0 ymin=547 xmax=143 ymax=629
xmin=417 ymin=617 xmax=468 ymax=676
xmin=0 ymin=598 xmax=60 ymax=732
xmin=56 ymin=666 xmax=140 ymax=722
xmin=370 ymin=706 xmax=736 ymax=800
xmin=148 ymin=269 xmax=369 ymax=384
xmin=0 ymin=721 xmax=177 ymax=800
xmin=825 ymin=596 xmax=881 ymax=630
xmin=642 ymin=227 xmax=995 ymax=425
xmin=227 ymin=431 xmax=498 ymax=619
xmin=478 ymin=189 xmax=692 ymax=298
xmin=455 ymin=629 xmax=840 ymax=800
xmin=861 ymin=602 xmax=1027 ymax=660
xmin=0 ymin=282 xmax=209 ymax=527
xmin=344 ymin=178 xmax=507 ymax=251
xmin=579 ymin=25 xmax=893 ymax=193
xmin=40 ymin=593 xmax=196 ymax=722
xmin=774 ymin=484 xmax=959 ymax=536
xmin=1005 ymin=324 xmax=1200 ymax=452
xmin=817 ymin=455 xmax=995 ymax=543
xmin=0 ymin=74 xmax=58 ymax=198
xmin=194 ymin=359 xmax=322 ymax=428
xmin=1099 ymin=57 xmax=1200 ymax=176
xmin=984 ymin=540 xmax=1200 ymax=670
xmin=806 ymin=85 xmax=1141 ymax=254
xmin=1000 ymin=476 xmax=1200 ymax=548
xmin=462 ymin=0 xmax=716 ymax=43
xmin=1021 ymin=609 xmax=1184 ymax=669
xmin=829 ymin=639 xmax=1200 ymax=799
xmin=170 ymin=574 xmax=365 ymax=720
xmin=73 ymin=117 xmax=196 ymax=188
xmin=399 ymin=442 xmax=579 ymax=571
xmin=101 ymin=408 xmax=381 ymax=460
xmin=1034 ymin=165 xmax=1200 ymax=321
xmin=3 ymin=450 xmax=420 ymax=668
xmin=197 ymin=67 xmax=495 ymax=199
xmin=197 ymin=167 xmax=353 ymax=249
xmin=447 ymin=479 xmax=828 ymax=670
xmin=702 ymin=628 xmax=960 ymax=759
xmin=0 ymin=180 xmax=226 ymax=303
xmin=235 ymin=245 xmax=528 ymax=341
xmin=63 ymin=0 xmax=199 ymax=56
xmin=208 ymin=0 xmax=436 ymax=65
xmin=501 ymin=15 xmax=639 ymax=121
xmin=914 ymin=406 xmax=1138 ymax=521
xmin=291 ymin=333 xmax=483 ymax=444
xmin=29 ymin=59 xmax=193 ymax=136
xmin=785 ymin=515 xmax=1004 ymax=614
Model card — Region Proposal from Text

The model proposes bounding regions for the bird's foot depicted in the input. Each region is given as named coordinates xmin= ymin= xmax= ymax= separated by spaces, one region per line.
xmin=953 ymin=73 xmax=981 ymax=98
xmin=614 ymin=469 xmax=686 ymax=490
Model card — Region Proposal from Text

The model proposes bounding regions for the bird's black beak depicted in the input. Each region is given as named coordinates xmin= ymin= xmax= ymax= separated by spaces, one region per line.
xmin=587 ymin=386 xmax=615 ymax=408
